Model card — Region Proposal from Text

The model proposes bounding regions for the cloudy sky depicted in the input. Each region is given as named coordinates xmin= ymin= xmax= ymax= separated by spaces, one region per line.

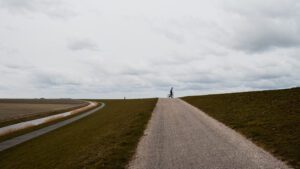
xmin=0 ymin=0 xmax=299 ymax=98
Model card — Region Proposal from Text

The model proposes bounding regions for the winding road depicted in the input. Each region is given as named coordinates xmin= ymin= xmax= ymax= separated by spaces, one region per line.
xmin=128 ymin=98 xmax=290 ymax=169
xmin=0 ymin=102 xmax=105 ymax=152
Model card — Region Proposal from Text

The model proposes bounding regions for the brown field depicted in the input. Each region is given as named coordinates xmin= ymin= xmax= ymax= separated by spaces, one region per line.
xmin=0 ymin=99 xmax=88 ymax=127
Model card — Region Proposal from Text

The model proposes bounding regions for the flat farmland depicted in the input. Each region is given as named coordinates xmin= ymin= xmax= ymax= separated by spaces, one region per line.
xmin=0 ymin=99 xmax=88 ymax=127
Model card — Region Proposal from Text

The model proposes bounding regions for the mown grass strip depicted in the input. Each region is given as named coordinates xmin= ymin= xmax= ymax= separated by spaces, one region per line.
xmin=182 ymin=87 xmax=300 ymax=169
xmin=0 ymin=98 xmax=157 ymax=169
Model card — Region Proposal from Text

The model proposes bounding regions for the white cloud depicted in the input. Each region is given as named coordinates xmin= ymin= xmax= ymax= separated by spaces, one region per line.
xmin=0 ymin=0 xmax=75 ymax=18
xmin=67 ymin=38 xmax=99 ymax=51
xmin=0 ymin=0 xmax=299 ymax=98
xmin=221 ymin=0 xmax=300 ymax=52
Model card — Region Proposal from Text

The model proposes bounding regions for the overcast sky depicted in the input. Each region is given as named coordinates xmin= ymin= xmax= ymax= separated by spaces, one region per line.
xmin=0 ymin=0 xmax=299 ymax=98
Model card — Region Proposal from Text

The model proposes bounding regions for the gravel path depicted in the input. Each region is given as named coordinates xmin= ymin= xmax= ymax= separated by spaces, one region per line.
xmin=128 ymin=98 xmax=291 ymax=169
xmin=0 ymin=102 xmax=105 ymax=152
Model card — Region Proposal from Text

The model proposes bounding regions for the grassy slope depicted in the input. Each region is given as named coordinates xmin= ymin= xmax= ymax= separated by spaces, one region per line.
xmin=182 ymin=87 xmax=300 ymax=168
xmin=0 ymin=98 xmax=157 ymax=169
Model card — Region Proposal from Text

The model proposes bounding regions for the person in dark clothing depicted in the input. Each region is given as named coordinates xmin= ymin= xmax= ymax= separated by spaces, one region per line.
xmin=169 ymin=87 xmax=174 ymax=98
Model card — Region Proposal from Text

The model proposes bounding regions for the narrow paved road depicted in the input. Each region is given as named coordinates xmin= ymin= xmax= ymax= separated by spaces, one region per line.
xmin=0 ymin=102 xmax=105 ymax=152
xmin=128 ymin=98 xmax=290 ymax=169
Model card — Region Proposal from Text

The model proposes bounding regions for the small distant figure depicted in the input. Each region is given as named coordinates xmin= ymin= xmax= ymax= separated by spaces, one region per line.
xmin=168 ymin=87 xmax=174 ymax=98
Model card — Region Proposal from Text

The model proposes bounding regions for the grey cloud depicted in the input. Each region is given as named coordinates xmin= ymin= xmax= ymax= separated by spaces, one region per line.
xmin=224 ymin=0 xmax=300 ymax=19
xmin=147 ymin=17 xmax=223 ymax=45
xmin=121 ymin=67 xmax=152 ymax=76
xmin=223 ymin=0 xmax=300 ymax=53
xmin=1 ymin=0 xmax=300 ymax=98
xmin=231 ymin=20 xmax=300 ymax=52
xmin=67 ymin=39 xmax=99 ymax=51
xmin=152 ymin=27 xmax=185 ymax=43
xmin=171 ymin=55 xmax=299 ymax=94
xmin=0 ymin=63 xmax=34 ymax=75
xmin=146 ymin=2 xmax=300 ymax=53
xmin=0 ymin=64 xmax=81 ymax=89
xmin=0 ymin=85 xmax=8 ymax=91
xmin=0 ymin=0 xmax=35 ymax=12
xmin=183 ymin=76 xmax=222 ymax=85
xmin=244 ymin=78 xmax=294 ymax=90
xmin=243 ymin=71 xmax=290 ymax=82
xmin=0 ymin=44 xmax=19 ymax=56
xmin=0 ymin=0 xmax=75 ymax=18
xmin=4 ymin=64 xmax=33 ymax=71
xmin=32 ymin=71 xmax=81 ymax=88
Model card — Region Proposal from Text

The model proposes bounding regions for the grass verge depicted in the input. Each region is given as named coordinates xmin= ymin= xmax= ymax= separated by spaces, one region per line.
xmin=182 ymin=87 xmax=300 ymax=169
xmin=0 ymin=98 xmax=157 ymax=169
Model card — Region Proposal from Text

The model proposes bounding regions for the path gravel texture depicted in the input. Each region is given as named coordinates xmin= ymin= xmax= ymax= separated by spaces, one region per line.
xmin=0 ymin=102 xmax=105 ymax=152
xmin=128 ymin=98 xmax=291 ymax=169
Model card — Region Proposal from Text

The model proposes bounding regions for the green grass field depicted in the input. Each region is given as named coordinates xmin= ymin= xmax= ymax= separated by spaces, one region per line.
xmin=182 ymin=87 xmax=300 ymax=168
xmin=0 ymin=98 xmax=157 ymax=169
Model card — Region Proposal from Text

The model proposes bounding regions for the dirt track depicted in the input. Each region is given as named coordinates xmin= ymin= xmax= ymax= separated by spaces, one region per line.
xmin=128 ymin=98 xmax=291 ymax=169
